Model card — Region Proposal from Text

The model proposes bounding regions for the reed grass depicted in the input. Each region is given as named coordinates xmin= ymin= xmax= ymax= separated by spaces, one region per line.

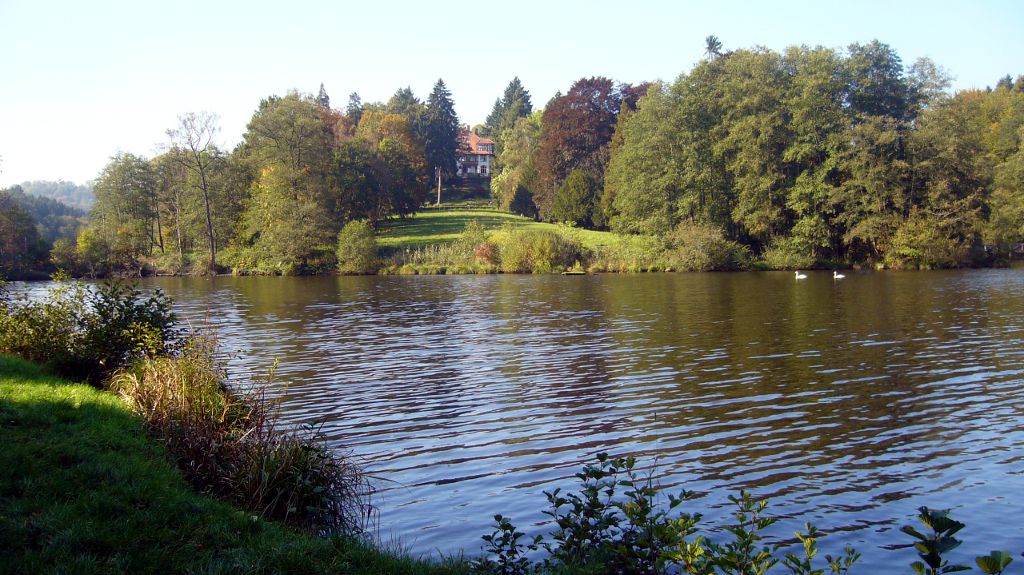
xmin=111 ymin=337 xmax=374 ymax=535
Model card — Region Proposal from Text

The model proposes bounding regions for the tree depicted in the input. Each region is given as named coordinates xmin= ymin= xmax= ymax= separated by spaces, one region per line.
xmin=316 ymin=83 xmax=331 ymax=109
xmin=845 ymin=40 xmax=913 ymax=121
xmin=905 ymin=91 xmax=991 ymax=265
xmin=484 ymin=77 xmax=534 ymax=150
xmin=239 ymin=92 xmax=337 ymax=272
xmin=704 ymin=35 xmax=722 ymax=60
xmin=243 ymin=164 xmax=334 ymax=274
xmin=386 ymin=87 xmax=422 ymax=116
xmin=551 ymin=169 xmax=598 ymax=227
xmin=782 ymin=45 xmax=850 ymax=260
xmin=0 ymin=189 xmax=44 ymax=276
xmin=151 ymin=150 xmax=190 ymax=259
xmin=334 ymin=137 xmax=424 ymax=225
xmin=89 ymin=152 xmax=158 ymax=269
xmin=712 ymin=49 xmax=793 ymax=246
xmin=832 ymin=115 xmax=911 ymax=261
xmin=491 ymin=112 xmax=542 ymax=214
xmin=346 ymin=92 xmax=364 ymax=127
xmin=423 ymin=79 xmax=460 ymax=181
xmin=987 ymin=143 xmax=1024 ymax=253
xmin=535 ymin=77 xmax=622 ymax=220
xmin=605 ymin=82 xmax=684 ymax=235
xmin=354 ymin=109 xmax=428 ymax=186
xmin=244 ymin=92 xmax=334 ymax=180
xmin=167 ymin=111 xmax=221 ymax=271
xmin=907 ymin=57 xmax=952 ymax=114
xmin=336 ymin=220 xmax=378 ymax=274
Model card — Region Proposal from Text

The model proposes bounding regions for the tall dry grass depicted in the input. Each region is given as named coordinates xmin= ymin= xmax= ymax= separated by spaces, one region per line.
xmin=112 ymin=337 xmax=374 ymax=535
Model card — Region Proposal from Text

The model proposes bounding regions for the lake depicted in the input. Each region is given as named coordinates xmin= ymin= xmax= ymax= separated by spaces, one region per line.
xmin=123 ymin=271 xmax=1024 ymax=568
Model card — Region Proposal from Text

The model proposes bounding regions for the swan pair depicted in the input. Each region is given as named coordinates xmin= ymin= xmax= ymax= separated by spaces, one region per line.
xmin=794 ymin=271 xmax=845 ymax=279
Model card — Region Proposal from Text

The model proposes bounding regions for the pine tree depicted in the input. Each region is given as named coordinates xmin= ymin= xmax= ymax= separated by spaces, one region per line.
xmin=346 ymin=92 xmax=363 ymax=126
xmin=316 ymin=83 xmax=330 ymax=109
xmin=423 ymin=79 xmax=460 ymax=177
xmin=484 ymin=77 xmax=533 ymax=138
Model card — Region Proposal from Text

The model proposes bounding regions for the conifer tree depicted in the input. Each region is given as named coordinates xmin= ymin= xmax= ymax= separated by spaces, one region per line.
xmin=423 ymin=79 xmax=460 ymax=178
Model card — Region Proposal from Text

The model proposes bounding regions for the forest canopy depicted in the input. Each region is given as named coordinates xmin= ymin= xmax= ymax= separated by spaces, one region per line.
xmin=3 ymin=39 xmax=1022 ymax=278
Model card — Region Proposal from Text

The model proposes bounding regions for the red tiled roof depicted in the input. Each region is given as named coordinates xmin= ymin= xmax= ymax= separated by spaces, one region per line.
xmin=460 ymin=128 xmax=496 ymax=155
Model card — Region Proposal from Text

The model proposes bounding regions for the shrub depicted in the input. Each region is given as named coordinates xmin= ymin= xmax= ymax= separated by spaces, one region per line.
xmin=885 ymin=212 xmax=966 ymax=270
xmin=761 ymin=236 xmax=817 ymax=270
xmin=890 ymin=507 xmax=1015 ymax=575
xmin=475 ymin=456 xmax=1020 ymax=575
xmin=589 ymin=235 xmax=670 ymax=273
xmin=336 ymin=220 xmax=379 ymax=274
xmin=457 ymin=220 xmax=490 ymax=255
xmin=474 ymin=454 xmax=859 ymax=575
xmin=550 ymin=170 xmax=598 ymax=228
xmin=112 ymin=339 xmax=373 ymax=535
xmin=0 ymin=275 xmax=177 ymax=382
xmin=491 ymin=227 xmax=583 ymax=273
xmin=666 ymin=222 xmax=749 ymax=271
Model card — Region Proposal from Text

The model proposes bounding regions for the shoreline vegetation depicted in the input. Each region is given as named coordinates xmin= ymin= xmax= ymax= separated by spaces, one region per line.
xmin=0 ymin=355 xmax=448 ymax=575
xmin=12 ymin=200 xmax=1022 ymax=281
xmin=2 ymin=278 xmax=1022 ymax=574
xmin=0 ymin=278 xmax=454 ymax=574
xmin=3 ymin=40 xmax=1024 ymax=281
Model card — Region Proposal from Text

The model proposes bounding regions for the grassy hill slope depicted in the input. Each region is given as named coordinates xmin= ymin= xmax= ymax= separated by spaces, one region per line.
xmin=376 ymin=201 xmax=618 ymax=252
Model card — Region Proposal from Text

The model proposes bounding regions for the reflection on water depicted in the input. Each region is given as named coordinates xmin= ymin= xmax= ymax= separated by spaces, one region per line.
xmin=136 ymin=271 xmax=1024 ymax=569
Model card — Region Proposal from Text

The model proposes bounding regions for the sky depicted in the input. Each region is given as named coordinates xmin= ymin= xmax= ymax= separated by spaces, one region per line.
xmin=1 ymin=0 xmax=1022 ymax=187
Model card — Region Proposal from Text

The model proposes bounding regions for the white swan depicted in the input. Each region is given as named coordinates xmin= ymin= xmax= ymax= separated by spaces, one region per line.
xmin=833 ymin=270 xmax=845 ymax=279
xmin=795 ymin=271 xmax=807 ymax=279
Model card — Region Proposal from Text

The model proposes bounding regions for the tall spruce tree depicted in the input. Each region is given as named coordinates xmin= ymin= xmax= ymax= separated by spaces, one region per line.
xmin=316 ymin=83 xmax=331 ymax=109
xmin=484 ymin=77 xmax=533 ymax=142
xmin=346 ymin=92 xmax=363 ymax=126
xmin=423 ymin=79 xmax=460 ymax=178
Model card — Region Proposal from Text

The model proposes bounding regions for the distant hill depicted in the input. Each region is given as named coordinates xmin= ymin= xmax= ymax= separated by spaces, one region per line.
xmin=3 ymin=185 xmax=86 ymax=244
xmin=18 ymin=180 xmax=94 ymax=211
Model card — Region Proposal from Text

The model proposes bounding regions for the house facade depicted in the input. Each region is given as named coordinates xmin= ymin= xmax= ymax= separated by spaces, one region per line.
xmin=456 ymin=130 xmax=495 ymax=178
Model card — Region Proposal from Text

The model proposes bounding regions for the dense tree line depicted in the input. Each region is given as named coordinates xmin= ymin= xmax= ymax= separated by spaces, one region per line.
xmin=495 ymin=41 xmax=1024 ymax=268
xmin=11 ymin=41 xmax=1021 ymax=277
xmin=61 ymin=81 xmax=461 ymax=275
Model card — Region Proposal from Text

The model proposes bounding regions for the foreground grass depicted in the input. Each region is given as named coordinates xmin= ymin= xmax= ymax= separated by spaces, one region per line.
xmin=0 ymin=355 xmax=456 ymax=575
xmin=376 ymin=201 xmax=618 ymax=252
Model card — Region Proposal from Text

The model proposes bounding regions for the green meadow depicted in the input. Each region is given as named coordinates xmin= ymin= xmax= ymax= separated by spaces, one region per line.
xmin=0 ymin=355 xmax=455 ymax=575
xmin=375 ymin=201 xmax=619 ymax=252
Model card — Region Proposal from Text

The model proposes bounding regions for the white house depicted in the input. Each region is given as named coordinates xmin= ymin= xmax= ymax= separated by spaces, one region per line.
xmin=456 ymin=130 xmax=495 ymax=177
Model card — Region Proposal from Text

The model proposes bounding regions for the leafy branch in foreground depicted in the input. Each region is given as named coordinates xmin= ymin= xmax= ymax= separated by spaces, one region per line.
xmin=889 ymin=507 xmax=1015 ymax=575
xmin=474 ymin=455 xmax=1017 ymax=575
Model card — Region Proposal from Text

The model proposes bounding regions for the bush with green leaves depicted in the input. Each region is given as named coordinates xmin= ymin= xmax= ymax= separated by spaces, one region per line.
xmin=884 ymin=211 xmax=966 ymax=270
xmin=491 ymin=227 xmax=583 ymax=273
xmin=0 ymin=275 xmax=177 ymax=382
xmin=761 ymin=236 xmax=817 ymax=270
xmin=474 ymin=455 xmax=1020 ymax=575
xmin=666 ymin=222 xmax=749 ymax=271
xmin=336 ymin=220 xmax=379 ymax=274
xmin=890 ymin=507 xmax=1015 ymax=575
xmin=473 ymin=454 xmax=853 ymax=575
xmin=588 ymin=235 xmax=670 ymax=273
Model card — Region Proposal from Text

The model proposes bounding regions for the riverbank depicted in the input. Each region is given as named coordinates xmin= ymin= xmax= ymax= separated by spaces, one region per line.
xmin=0 ymin=355 xmax=457 ymax=575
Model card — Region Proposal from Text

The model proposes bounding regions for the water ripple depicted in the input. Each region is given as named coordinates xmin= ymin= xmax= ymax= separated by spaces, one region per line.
xmin=114 ymin=270 xmax=1024 ymax=571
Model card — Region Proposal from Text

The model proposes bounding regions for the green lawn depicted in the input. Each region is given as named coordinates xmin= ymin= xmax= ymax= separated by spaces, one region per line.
xmin=0 ymin=355 xmax=457 ymax=575
xmin=375 ymin=201 xmax=620 ymax=251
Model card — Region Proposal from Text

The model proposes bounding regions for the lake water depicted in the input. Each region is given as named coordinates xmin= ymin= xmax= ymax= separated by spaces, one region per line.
xmin=91 ymin=271 xmax=1024 ymax=567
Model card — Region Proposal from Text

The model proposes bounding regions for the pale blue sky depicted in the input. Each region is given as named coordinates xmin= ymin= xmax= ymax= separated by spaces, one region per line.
xmin=1 ymin=0 xmax=1021 ymax=186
